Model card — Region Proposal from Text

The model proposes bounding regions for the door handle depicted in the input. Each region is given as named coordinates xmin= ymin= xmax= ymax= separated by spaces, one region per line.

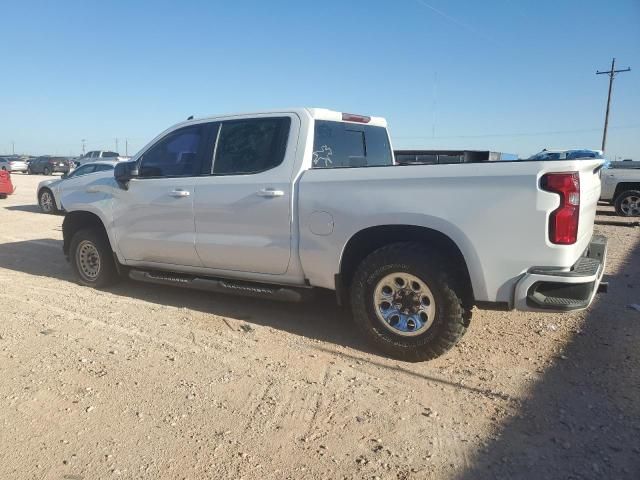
xmin=169 ymin=189 xmax=190 ymax=198
xmin=257 ymin=188 xmax=284 ymax=198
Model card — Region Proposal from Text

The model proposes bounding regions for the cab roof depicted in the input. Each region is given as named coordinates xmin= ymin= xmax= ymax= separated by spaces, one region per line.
xmin=181 ymin=108 xmax=388 ymax=128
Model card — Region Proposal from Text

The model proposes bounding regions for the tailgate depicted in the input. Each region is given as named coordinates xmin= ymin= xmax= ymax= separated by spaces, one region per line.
xmin=577 ymin=159 xmax=604 ymax=246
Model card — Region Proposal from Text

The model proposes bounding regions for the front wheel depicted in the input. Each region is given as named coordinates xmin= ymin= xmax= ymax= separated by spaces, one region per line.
xmin=38 ymin=188 xmax=58 ymax=214
xmin=69 ymin=228 xmax=119 ymax=288
xmin=614 ymin=190 xmax=640 ymax=217
xmin=350 ymin=242 xmax=470 ymax=362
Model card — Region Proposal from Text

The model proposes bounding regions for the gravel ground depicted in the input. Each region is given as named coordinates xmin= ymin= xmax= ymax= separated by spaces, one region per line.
xmin=1 ymin=173 xmax=639 ymax=480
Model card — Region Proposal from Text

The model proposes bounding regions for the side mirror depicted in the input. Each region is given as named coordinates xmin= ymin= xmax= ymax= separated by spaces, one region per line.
xmin=114 ymin=161 xmax=139 ymax=189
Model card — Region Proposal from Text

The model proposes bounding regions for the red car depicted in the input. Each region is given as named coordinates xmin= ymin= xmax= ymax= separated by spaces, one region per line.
xmin=0 ymin=170 xmax=15 ymax=198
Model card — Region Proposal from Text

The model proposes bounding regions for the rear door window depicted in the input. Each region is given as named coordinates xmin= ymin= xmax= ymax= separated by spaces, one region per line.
xmin=212 ymin=117 xmax=291 ymax=175
xmin=312 ymin=120 xmax=392 ymax=168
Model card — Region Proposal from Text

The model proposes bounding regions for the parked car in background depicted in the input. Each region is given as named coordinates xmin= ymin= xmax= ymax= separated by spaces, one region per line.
xmin=0 ymin=170 xmax=15 ymax=199
xmin=608 ymin=160 xmax=640 ymax=169
xmin=0 ymin=156 xmax=29 ymax=173
xmin=28 ymin=156 xmax=72 ymax=175
xmin=529 ymin=149 xmax=604 ymax=160
xmin=600 ymin=167 xmax=640 ymax=216
xmin=60 ymin=107 xmax=607 ymax=361
xmin=37 ymin=161 xmax=117 ymax=213
xmin=74 ymin=151 xmax=129 ymax=167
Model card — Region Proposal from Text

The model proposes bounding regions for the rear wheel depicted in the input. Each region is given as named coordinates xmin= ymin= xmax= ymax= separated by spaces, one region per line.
xmin=38 ymin=188 xmax=58 ymax=214
xmin=615 ymin=190 xmax=640 ymax=217
xmin=69 ymin=228 xmax=119 ymax=288
xmin=43 ymin=166 xmax=52 ymax=175
xmin=350 ymin=242 xmax=470 ymax=362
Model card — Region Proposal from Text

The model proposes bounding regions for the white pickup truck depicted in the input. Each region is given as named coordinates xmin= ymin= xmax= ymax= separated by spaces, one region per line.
xmin=60 ymin=108 xmax=607 ymax=361
xmin=74 ymin=151 xmax=129 ymax=167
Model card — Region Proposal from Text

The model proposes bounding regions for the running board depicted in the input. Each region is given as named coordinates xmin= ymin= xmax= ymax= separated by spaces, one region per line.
xmin=128 ymin=269 xmax=311 ymax=302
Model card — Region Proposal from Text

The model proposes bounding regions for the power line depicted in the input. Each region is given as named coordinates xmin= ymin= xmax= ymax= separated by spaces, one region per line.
xmin=596 ymin=57 xmax=631 ymax=152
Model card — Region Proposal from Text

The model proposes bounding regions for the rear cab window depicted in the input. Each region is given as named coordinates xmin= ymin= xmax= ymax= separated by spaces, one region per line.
xmin=312 ymin=120 xmax=392 ymax=169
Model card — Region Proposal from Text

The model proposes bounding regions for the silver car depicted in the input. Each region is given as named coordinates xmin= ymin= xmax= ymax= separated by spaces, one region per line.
xmin=37 ymin=161 xmax=117 ymax=213
xmin=0 ymin=157 xmax=29 ymax=173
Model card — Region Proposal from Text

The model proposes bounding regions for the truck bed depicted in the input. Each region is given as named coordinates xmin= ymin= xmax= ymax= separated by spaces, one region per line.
xmin=298 ymin=158 xmax=603 ymax=304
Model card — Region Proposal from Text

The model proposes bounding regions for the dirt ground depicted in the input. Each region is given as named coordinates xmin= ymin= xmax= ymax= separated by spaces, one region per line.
xmin=0 ymin=173 xmax=639 ymax=480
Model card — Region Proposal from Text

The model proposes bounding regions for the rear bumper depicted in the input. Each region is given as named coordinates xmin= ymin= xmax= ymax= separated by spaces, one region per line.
xmin=514 ymin=235 xmax=607 ymax=312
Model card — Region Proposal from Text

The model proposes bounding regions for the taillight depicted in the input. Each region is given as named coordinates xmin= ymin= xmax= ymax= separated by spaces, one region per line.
xmin=541 ymin=172 xmax=580 ymax=245
xmin=342 ymin=113 xmax=371 ymax=123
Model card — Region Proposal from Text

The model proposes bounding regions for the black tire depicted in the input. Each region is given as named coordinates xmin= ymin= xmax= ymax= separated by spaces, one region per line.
xmin=69 ymin=228 xmax=119 ymax=288
xmin=614 ymin=190 xmax=640 ymax=217
xmin=43 ymin=166 xmax=52 ymax=175
xmin=350 ymin=242 xmax=470 ymax=362
xmin=38 ymin=188 xmax=58 ymax=214
xmin=0 ymin=193 xmax=6 ymax=199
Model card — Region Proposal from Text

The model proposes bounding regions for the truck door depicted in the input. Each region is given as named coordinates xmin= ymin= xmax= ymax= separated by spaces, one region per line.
xmin=193 ymin=115 xmax=298 ymax=275
xmin=113 ymin=124 xmax=211 ymax=267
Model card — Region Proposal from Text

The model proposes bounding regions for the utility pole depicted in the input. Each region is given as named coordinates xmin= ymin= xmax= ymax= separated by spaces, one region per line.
xmin=81 ymin=139 xmax=86 ymax=155
xmin=125 ymin=139 xmax=128 ymax=156
xmin=11 ymin=141 xmax=15 ymax=155
xmin=115 ymin=138 xmax=119 ymax=153
xmin=596 ymin=58 xmax=630 ymax=152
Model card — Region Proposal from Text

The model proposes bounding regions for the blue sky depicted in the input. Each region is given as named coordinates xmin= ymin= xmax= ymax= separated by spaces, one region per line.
xmin=1 ymin=0 xmax=638 ymax=159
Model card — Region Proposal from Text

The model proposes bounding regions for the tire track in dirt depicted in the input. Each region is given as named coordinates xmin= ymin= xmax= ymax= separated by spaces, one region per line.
xmin=0 ymin=293 xmax=234 ymax=363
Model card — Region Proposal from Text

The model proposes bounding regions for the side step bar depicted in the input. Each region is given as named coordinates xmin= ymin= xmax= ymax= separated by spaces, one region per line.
xmin=128 ymin=269 xmax=312 ymax=303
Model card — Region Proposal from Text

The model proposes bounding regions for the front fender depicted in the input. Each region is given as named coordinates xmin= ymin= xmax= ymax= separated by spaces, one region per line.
xmin=61 ymin=176 xmax=118 ymax=259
